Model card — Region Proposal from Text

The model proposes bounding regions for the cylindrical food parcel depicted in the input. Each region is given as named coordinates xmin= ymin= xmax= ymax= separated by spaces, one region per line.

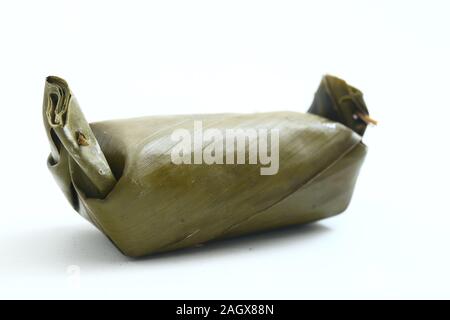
xmin=43 ymin=75 xmax=372 ymax=257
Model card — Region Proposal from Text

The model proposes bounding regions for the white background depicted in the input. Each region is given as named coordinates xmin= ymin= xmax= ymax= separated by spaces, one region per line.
xmin=0 ymin=0 xmax=449 ymax=299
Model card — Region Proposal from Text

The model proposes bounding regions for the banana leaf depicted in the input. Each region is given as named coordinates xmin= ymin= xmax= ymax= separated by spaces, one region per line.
xmin=43 ymin=75 xmax=372 ymax=257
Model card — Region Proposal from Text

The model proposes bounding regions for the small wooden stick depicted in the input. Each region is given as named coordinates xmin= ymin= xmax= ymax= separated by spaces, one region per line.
xmin=357 ymin=112 xmax=378 ymax=125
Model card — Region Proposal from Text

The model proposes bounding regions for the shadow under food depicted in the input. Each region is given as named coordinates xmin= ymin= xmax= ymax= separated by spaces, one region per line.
xmin=4 ymin=222 xmax=331 ymax=271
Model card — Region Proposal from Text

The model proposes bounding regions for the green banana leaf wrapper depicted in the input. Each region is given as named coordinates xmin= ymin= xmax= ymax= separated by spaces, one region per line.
xmin=43 ymin=75 xmax=371 ymax=257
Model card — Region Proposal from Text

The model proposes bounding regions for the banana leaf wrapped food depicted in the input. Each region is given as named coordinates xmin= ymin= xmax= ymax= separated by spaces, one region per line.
xmin=43 ymin=75 xmax=372 ymax=257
